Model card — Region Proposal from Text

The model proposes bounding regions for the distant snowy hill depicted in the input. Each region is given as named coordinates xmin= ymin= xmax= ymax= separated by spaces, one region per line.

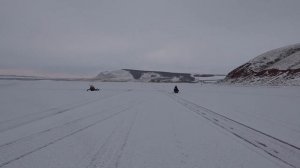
xmin=94 ymin=69 xmax=225 ymax=83
xmin=94 ymin=70 xmax=134 ymax=82
xmin=0 ymin=70 xmax=225 ymax=83
xmin=223 ymin=43 xmax=300 ymax=86
xmin=0 ymin=75 xmax=89 ymax=81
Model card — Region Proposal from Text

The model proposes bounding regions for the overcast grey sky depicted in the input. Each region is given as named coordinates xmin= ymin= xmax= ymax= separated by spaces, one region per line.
xmin=0 ymin=0 xmax=299 ymax=77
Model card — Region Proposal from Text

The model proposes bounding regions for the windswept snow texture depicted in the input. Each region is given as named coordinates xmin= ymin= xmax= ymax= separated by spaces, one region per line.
xmin=0 ymin=80 xmax=300 ymax=168
xmin=224 ymin=43 xmax=300 ymax=86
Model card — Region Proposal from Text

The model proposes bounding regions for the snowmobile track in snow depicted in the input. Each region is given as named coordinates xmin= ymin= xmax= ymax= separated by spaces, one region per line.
xmin=85 ymin=108 xmax=139 ymax=168
xmin=166 ymin=93 xmax=300 ymax=168
xmin=0 ymin=91 xmax=128 ymax=133
xmin=0 ymin=101 xmax=136 ymax=149
xmin=0 ymin=99 xmax=140 ymax=168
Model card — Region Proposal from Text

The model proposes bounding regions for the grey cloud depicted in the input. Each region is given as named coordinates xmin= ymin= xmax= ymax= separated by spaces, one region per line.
xmin=0 ymin=0 xmax=299 ymax=76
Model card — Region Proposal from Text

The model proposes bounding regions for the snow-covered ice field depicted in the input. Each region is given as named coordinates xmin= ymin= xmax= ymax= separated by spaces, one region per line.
xmin=0 ymin=80 xmax=299 ymax=168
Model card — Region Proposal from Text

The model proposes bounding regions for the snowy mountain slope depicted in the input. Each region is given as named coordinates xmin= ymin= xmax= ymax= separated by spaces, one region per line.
xmin=223 ymin=43 xmax=300 ymax=85
xmin=95 ymin=70 xmax=134 ymax=82
xmin=124 ymin=69 xmax=196 ymax=82
xmin=0 ymin=70 xmax=225 ymax=83
xmin=0 ymin=75 xmax=90 ymax=81
xmin=0 ymin=80 xmax=299 ymax=168
xmin=95 ymin=69 xmax=225 ymax=83
xmin=94 ymin=69 xmax=196 ymax=82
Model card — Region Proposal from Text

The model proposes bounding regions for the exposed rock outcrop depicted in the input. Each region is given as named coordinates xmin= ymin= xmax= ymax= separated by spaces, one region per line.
xmin=223 ymin=43 xmax=300 ymax=86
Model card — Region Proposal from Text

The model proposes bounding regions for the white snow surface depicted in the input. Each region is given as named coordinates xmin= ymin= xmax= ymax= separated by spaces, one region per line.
xmin=139 ymin=72 xmax=161 ymax=82
xmin=0 ymin=80 xmax=299 ymax=168
xmin=95 ymin=70 xmax=134 ymax=82
xmin=268 ymin=51 xmax=300 ymax=70
xmin=248 ymin=43 xmax=300 ymax=71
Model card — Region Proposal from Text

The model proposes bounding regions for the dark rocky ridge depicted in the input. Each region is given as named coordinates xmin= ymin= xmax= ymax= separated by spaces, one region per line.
xmin=123 ymin=69 xmax=195 ymax=82
xmin=94 ymin=69 xmax=225 ymax=83
xmin=223 ymin=43 xmax=300 ymax=85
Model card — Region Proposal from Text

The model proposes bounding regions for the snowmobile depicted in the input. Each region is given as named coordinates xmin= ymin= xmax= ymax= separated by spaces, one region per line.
xmin=87 ymin=85 xmax=100 ymax=91
xmin=174 ymin=86 xmax=179 ymax=93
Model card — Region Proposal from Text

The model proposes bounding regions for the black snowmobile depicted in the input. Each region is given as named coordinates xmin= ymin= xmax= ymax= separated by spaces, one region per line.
xmin=174 ymin=86 xmax=179 ymax=93
xmin=87 ymin=85 xmax=100 ymax=91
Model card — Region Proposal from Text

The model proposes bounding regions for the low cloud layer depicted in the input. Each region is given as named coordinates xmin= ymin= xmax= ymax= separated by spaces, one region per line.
xmin=1 ymin=0 xmax=300 ymax=77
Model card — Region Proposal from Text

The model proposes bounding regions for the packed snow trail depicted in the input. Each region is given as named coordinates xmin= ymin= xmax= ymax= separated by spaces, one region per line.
xmin=1 ymin=81 xmax=299 ymax=168
xmin=85 ymin=106 xmax=139 ymax=168
xmin=0 ymin=91 xmax=143 ymax=167
xmin=0 ymin=90 xmax=129 ymax=133
xmin=165 ymin=92 xmax=300 ymax=168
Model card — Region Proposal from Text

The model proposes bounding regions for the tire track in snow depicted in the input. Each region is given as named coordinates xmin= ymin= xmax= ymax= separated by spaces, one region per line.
xmin=0 ymin=100 xmax=140 ymax=168
xmin=0 ymin=91 xmax=128 ymax=133
xmin=85 ymin=105 xmax=139 ymax=168
xmin=168 ymin=109 xmax=191 ymax=167
xmin=0 ymin=101 xmax=136 ymax=149
xmin=166 ymin=93 xmax=300 ymax=168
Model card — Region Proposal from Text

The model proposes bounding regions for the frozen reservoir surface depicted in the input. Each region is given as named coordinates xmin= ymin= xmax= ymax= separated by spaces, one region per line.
xmin=0 ymin=80 xmax=299 ymax=168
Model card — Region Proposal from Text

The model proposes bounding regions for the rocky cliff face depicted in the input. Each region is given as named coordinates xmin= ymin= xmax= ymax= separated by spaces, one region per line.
xmin=224 ymin=43 xmax=300 ymax=86
xmin=95 ymin=69 xmax=196 ymax=83
xmin=94 ymin=69 xmax=225 ymax=83
xmin=123 ymin=69 xmax=196 ymax=83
